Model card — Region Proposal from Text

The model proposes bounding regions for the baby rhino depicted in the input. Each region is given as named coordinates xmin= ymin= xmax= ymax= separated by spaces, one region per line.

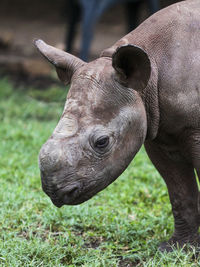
xmin=35 ymin=0 xmax=200 ymax=251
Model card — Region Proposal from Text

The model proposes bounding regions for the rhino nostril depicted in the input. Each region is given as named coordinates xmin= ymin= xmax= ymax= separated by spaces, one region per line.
xmin=57 ymin=185 xmax=79 ymax=200
xmin=67 ymin=186 xmax=78 ymax=196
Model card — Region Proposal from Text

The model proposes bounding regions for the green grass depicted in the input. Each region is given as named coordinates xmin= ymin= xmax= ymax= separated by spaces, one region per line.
xmin=0 ymin=79 xmax=199 ymax=266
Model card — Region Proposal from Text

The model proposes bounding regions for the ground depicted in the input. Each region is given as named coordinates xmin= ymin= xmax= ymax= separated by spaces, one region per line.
xmin=0 ymin=79 xmax=200 ymax=266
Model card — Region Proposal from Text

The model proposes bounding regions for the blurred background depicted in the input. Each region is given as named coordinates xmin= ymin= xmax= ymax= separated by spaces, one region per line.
xmin=0 ymin=0 xmax=181 ymax=88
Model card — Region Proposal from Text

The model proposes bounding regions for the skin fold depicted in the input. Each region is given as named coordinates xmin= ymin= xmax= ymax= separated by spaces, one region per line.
xmin=35 ymin=0 xmax=200 ymax=251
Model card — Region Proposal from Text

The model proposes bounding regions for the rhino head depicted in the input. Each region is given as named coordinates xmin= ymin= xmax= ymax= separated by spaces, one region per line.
xmin=35 ymin=40 xmax=151 ymax=207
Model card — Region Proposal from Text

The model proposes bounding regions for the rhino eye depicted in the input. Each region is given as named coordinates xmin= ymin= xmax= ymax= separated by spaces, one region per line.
xmin=94 ymin=136 xmax=109 ymax=149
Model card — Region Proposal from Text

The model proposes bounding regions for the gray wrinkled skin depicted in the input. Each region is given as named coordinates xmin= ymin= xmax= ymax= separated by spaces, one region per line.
xmin=38 ymin=58 xmax=147 ymax=206
xmin=35 ymin=0 xmax=200 ymax=251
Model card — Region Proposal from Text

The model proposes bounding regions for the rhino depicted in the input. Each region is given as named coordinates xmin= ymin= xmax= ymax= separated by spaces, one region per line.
xmin=35 ymin=0 xmax=200 ymax=251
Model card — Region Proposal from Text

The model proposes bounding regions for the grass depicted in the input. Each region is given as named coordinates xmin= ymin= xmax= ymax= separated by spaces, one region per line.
xmin=0 ymin=78 xmax=199 ymax=266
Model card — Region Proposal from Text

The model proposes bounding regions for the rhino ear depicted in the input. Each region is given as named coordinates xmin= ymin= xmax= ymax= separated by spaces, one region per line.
xmin=112 ymin=45 xmax=151 ymax=91
xmin=34 ymin=39 xmax=85 ymax=85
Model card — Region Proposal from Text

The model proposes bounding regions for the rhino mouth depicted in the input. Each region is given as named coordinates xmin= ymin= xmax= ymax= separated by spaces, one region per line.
xmin=41 ymin=168 xmax=114 ymax=207
xmin=41 ymin=176 xmax=98 ymax=207
xmin=42 ymin=183 xmax=84 ymax=207
xmin=50 ymin=188 xmax=96 ymax=207
xmin=50 ymin=198 xmax=64 ymax=208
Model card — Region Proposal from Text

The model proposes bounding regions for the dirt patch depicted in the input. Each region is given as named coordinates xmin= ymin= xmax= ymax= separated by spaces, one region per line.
xmin=83 ymin=236 xmax=105 ymax=249
xmin=118 ymin=258 xmax=140 ymax=267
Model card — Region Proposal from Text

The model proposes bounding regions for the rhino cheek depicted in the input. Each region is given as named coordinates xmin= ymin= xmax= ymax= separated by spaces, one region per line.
xmin=77 ymin=104 xmax=147 ymax=200
xmin=106 ymin=103 xmax=147 ymax=183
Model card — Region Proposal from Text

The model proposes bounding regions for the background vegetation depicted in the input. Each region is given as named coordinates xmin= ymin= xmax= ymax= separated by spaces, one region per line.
xmin=0 ymin=79 xmax=199 ymax=266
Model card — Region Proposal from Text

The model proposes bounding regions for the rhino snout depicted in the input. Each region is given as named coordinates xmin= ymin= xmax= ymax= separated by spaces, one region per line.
xmin=39 ymin=139 xmax=64 ymax=173
xmin=39 ymin=139 xmax=84 ymax=206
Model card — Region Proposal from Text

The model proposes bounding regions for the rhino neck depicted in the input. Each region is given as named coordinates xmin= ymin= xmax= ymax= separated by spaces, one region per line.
xmin=141 ymin=57 xmax=159 ymax=140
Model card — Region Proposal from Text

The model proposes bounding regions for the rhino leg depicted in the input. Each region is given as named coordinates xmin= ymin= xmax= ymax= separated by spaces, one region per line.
xmin=145 ymin=140 xmax=200 ymax=252
xmin=179 ymin=130 xmax=200 ymax=218
xmin=196 ymin=170 xmax=200 ymax=218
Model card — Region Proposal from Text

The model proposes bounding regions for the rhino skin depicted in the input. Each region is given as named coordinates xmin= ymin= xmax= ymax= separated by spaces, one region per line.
xmin=35 ymin=0 xmax=200 ymax=251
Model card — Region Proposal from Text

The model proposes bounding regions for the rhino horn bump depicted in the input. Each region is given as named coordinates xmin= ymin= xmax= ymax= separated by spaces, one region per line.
xmin=33 ymin=39 xmax=85 ymax=84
